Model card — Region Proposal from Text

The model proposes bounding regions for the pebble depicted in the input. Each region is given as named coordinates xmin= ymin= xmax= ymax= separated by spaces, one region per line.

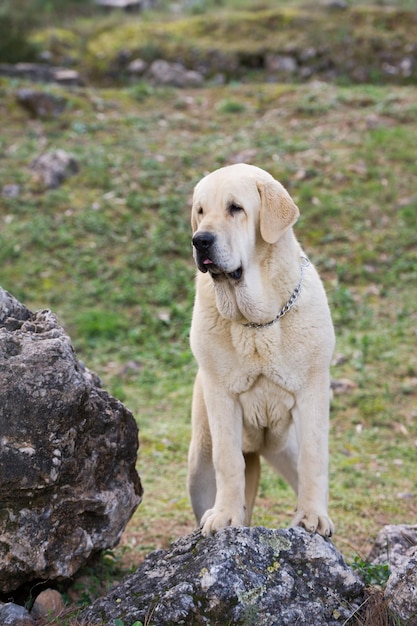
xmin=31 ymin=588 xmax=66 ymax=620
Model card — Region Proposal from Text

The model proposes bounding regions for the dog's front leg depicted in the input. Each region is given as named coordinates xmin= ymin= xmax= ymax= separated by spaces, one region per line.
xmin=290 ymin=374 xmax=334 ymax=537
xmin=200 ymin=390 xmax=246 ymax=536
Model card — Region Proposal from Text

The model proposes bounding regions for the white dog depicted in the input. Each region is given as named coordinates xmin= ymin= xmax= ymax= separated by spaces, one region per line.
xmin=187 ymin=163 xmax=335 ymax=538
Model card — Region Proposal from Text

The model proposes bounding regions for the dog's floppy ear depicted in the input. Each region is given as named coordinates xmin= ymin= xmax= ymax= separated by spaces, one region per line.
xmin=257 ymin=180 xmax=300 ymax=244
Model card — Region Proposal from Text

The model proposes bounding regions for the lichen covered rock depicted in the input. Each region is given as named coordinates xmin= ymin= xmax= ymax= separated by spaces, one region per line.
xmin=81 ymin=526 xmax=364 ymax=626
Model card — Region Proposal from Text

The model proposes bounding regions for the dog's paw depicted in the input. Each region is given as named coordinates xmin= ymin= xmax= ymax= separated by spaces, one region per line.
xmin=200 ymin=507 xmax=244 ymax=537
xmin=291 ymin=509 xmax=334 ymax=538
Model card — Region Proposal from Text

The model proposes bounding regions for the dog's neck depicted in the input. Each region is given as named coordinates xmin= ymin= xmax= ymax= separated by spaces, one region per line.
xmin=211 ymin=232 xmax=305 ymax=326
xmin=242 ymin=255 xmax=310 ymax=328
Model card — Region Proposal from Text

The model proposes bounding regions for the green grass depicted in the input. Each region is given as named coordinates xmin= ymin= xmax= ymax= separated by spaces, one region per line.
xmin=1 ymin=4 xmax=417 ymax=619
xmin=1 ymin=77 xmax=416 ymax=569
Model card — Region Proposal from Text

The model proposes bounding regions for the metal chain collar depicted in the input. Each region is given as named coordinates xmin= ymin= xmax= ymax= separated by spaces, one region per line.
xmin=242 ymin=256 xmax=311 ymax=329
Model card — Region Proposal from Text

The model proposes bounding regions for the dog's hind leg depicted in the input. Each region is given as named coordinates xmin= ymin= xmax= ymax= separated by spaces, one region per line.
xmin=187 ymin=372 xmax=216 ymax=525
xmin=244 ymin=452 xmax=260 ymax=525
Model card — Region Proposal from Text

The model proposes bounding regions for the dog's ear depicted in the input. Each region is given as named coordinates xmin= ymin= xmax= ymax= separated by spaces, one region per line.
xmin=257 ymin=180 xmax=300 ymax=244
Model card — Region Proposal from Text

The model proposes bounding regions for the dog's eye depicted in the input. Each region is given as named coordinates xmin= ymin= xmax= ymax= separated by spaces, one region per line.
xmin=197 ymin=207 xmax=203 ymax=215
xmin=229 ymin=203 xmax=244 ymax=215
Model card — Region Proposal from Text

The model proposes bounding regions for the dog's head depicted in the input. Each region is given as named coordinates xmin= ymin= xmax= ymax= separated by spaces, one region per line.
xmin=191 ymin=163 xmax=299 ymax=282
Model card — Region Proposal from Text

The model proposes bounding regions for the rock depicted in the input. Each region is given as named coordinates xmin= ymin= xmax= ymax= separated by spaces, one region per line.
xmin=400 ymin=56 xmax=414 ymax=78
xmin=99 ymin=0 xmax=158 ymax=10
xmin=80 ymin=526 xmax=364 ymax=626
xmin=15 ymin=88 xmax=67 ymax=118
xmin=367 ymin=524 xmax=417 ymax=572
xmin=95 ymin=0 xmax=143 ymax=10
xmin=331 ymin=378 xmax=358 ymax=395
xmin=30 ymin=589 xmax=65 ymax=620
xmin=0 ymin=603 xmax=34 ymax=626
xmin=265 ymin=54 xmax=298 ymax=74
xmin=148 ymin=59 xmax=204 ymax=87
xmin=0 ymin=63 xmax=82 ymax=85
xmin=385 ymin=555 xmax=417 ymax=625
xmin=0 ymin=62 xmax=53 ymax=81
xmin=367 ymin=524 xmax=417 ymax=626
xmin=0 ymin=288 xmax=142 ymax=593
xmin=325 ymin=0 xmax=348 ymax=9
xmin=367 ymin=525 xmax=417 ymax=625
xmin=51 ymin=68 xmax=82 ymax=85
xmin=127 ymin=58 xmax=148 ymax=76
xmin=30 ymin=149 xmax=79 ymax=189
xmin=1 ymin=184 xmax=20 ymax=199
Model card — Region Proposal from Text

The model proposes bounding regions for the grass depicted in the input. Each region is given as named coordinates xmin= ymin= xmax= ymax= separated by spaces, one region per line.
xmin=0 ymin=1 xmax=417 ymax=623
xmin=2 ymin=75 xmax=416 ymax=558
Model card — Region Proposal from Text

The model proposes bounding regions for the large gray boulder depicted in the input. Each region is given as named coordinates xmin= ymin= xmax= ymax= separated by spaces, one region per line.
xmin=0 ymin=288 xmax=142 ymax=593
xmin=80 ymin=526 xmax=365 ymax=626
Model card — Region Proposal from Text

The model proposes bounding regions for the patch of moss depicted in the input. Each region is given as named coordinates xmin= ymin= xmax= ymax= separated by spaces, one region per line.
xmin=260 ymin=532 xmax=292 ymax=555
xmin=30 ymin=27 xmax=83 ymax=65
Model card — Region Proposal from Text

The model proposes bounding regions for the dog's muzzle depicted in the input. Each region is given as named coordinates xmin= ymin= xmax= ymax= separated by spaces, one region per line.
xmin=192 ymin=231 xmax=242 ymax=280
xmin=192 ymin=231 xmax=216 ymax=274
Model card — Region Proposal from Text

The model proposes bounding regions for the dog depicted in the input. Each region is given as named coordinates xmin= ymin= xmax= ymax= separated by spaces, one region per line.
xmin=187 ymin=163 xmax=335 ymax=538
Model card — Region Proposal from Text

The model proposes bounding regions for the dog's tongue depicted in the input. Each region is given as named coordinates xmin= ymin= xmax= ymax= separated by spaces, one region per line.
xmin=203 ymin=258 xmax=213 ymax=265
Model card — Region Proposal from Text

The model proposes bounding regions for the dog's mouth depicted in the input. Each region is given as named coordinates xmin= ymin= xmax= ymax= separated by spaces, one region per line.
xmin=198 ymin=257 xmax=243 ymax=281
xmin=227 ymin=267 xmax=243 ymax=281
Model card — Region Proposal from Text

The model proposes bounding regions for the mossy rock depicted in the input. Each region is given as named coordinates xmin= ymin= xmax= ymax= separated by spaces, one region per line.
xmin=81 ymin=6 xmax=417 ymax=83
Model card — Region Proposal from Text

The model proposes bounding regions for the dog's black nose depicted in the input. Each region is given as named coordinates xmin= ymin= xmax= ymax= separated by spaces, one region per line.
xmin=193 ymin=232 xmax=215 ymax=251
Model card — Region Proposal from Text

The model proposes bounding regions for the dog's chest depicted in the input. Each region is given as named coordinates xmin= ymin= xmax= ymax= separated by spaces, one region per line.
xmin=229 ymin=326 xmax=298 ymax=393
xmin=240 ymin=375 xmax=293 ymax=434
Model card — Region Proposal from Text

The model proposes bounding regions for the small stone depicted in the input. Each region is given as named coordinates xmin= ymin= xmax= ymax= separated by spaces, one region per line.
xmin=30 ymin=149 xmax=79 ymax=189
xmin=127 ymin=58 xmax=148 ymax=75
xmin=148 ymin=59 xmax=204 ymax=87
xmin=331 ymin=378 xmax=357 ymax=394
xmin=326 ymin=0 xmax=348 ymax=9
xmin=265 ymin=54 xmax=298 ymax=74
xmin=95 ymin=0 xmax=142 ymax=9
xmin=15 ymin=88 xmax=67 ymax=118
xmin=31 ymin=589 xmax=65 ymax=620
xmin=51 ymin=69 xmax=82 ymax=85
xmin=2 ymin=184 xmax=20 ymax=198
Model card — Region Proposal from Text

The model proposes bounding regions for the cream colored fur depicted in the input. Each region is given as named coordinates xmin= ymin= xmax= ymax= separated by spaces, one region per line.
xmin=188 ymin=163 xmax=335 ymax=537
